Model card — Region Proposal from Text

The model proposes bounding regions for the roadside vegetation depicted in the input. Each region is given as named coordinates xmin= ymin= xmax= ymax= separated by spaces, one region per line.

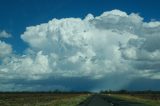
xmin=101 ymin=90 xmax=160 ymax=106
xmin=50 ymin=94 xmax=89 ymax=106
xmin=109 ymin=94 xmax=160 ymax=106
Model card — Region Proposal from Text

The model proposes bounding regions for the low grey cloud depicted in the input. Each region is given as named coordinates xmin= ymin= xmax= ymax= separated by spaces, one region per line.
xmin=0 ymin=30 xmax=12 ymax=38
xmin=0 ymin=41 xmax=12 ymax=58
xmin=0 ymin=30 xmax=12 ymax=58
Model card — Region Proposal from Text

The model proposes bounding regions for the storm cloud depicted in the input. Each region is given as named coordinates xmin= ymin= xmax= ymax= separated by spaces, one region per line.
xmin=0 ymin=10 xmax=160 ymax=91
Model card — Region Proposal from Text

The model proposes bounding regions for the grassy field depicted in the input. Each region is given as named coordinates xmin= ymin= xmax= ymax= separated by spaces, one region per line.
xmin=109 ymin=94 xmax=160 ymax=106
xmin=0 ymin=93 xmax=90 ymax=106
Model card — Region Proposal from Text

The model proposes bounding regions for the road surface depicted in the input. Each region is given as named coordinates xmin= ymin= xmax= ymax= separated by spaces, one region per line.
xmin=79 ymin=94 xmax=147 ymax=106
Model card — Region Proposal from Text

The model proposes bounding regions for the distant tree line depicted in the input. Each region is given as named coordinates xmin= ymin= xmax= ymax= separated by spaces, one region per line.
xmin=100 ymin=89 xmax=160 ymax=94
xmin=1 ymin=89 xmax=160 ymax=94
xmin=0 ymin=89 xmax=91 ymax=94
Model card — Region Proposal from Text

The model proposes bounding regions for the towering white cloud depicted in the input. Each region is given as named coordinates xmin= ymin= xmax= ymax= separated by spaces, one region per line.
xmin=1 ymin=9 xmax=160 ymax=91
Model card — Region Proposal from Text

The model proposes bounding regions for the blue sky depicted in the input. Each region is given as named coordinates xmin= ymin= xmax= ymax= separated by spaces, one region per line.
xmin=0 ymin=0 xmax=160 ymax=91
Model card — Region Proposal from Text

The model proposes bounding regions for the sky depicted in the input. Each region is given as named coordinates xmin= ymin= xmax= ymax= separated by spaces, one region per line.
xmin=0 ymin=0 xmax=160 ymax=91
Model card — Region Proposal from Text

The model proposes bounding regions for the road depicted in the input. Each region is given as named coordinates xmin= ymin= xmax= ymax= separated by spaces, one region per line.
xmin=79 ymin=94 xmax=147 ymax=106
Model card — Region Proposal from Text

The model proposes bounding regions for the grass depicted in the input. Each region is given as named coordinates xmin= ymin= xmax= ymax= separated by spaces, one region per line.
xmin=109 ymin=94 xmax=160 ymax=106
xmin=50 ymin=94 xmax=89 ymax=106
xmin=0 ymin=93 xmax=90 ymax=106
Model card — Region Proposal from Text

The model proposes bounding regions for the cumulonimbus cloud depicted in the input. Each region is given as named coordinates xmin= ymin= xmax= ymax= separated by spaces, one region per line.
xmin=0 ymin=9 xmax=160 ymax=91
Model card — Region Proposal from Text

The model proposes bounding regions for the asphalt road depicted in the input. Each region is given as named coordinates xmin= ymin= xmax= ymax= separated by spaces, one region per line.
xmin=79 ymin=94 xmax=147 ymax=106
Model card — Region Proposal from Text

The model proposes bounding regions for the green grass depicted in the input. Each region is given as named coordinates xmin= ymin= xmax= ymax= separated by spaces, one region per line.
xmin=109 ymin=94 xmax=160 ymax=106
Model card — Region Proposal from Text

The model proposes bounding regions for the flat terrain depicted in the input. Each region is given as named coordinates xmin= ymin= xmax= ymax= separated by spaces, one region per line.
xmin=1 ymin=93 xmax=160 ymax=106
xmin=0 ymin=93 xmax=89 ymax=106
xmin=79 ymin=94 xmax=147 ymax=106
